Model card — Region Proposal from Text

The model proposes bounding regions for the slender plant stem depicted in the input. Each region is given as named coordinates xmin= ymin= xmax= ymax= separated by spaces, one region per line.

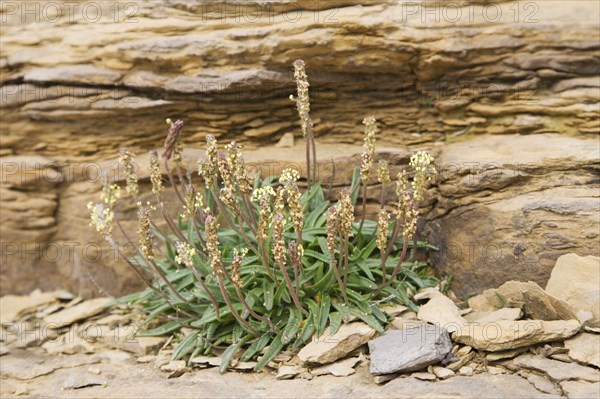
xmin=149 ymin=259 xmax=189 ymax=303
xmin=114 ymin=221 xmax=195 ymax=314
xmin=374 ymin=237 xmax=409 ymax=296
xmin=163 ymin=158 xmax=185 ymax=206
xmin=343 ymin=235 xmax=350 ymax=287
xmin=217 ymin=277 xmax=257 ymax=333
xmin=184 ymin=262 xmax=220 ymax=319
xmin=306 ymin=114 xmax=317 ymax=184
xmin=383 ymin=219 xmax=401 ymax=264
xmin=276 ymin=261 xmax=307 ymax=315
xmin=330 ymin=250 xmax=348 ymax=305
xmin=305 ymin=134 xmax=311 ymax=187
xmin=258 ymin=240 xmax=276 ymax=281
xmin=242 ymin=194 xmax=258 ymax=231
xmin=358 ymin=183 xmax=367 ymax=233
xmin=106 ymin=236 xmax=193 ymax=317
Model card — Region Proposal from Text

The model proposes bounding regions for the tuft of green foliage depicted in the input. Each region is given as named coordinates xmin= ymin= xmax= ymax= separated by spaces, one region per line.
xmin=90 ymin=60 xmax=439 ymax=372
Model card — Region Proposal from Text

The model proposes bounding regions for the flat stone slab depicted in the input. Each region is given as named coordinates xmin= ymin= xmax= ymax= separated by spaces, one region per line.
xmin=368 ymin=322 xmax=451 ymax=375
xmin=44 ymin=298 xmax=112 ymax=328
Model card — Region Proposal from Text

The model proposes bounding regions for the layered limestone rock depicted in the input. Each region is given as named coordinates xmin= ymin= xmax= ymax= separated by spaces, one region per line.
xmin=1 ymin=1 xmax=599 ymax=160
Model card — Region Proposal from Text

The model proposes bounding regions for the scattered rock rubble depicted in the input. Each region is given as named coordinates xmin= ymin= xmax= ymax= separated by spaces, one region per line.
xmin=0 ymin=253 xmax=598 ymax=398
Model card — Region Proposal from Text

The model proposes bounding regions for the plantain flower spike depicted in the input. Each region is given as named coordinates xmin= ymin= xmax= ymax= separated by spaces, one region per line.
xmin=205 ymin=212 xmax=224 ymax=277
xmin=99 ymin=172 xmax=120 ymax=207
xmin=230 ymin=248 xmax=248 ymax=288
xmin=162 ymin=119 xmax=184 ymax=160
xmin=174 ymin=241 xmax=196 ymax=267
xmin=205 ymin=135 xmax=219 ymax=184
xmin=290 ymin=59 xmax=311 ymax=137
xmin=403 ymin=200 xmax=419 ymax=240
xmin=336 ymin=188 xmax=354 ymax=237
xmin=257 ymin=197 xmax=272 ymax=243
xmin=87 ymin=202 xmax=114 ymax=238
xmin=89 ymin=173 xmax=120 ymax=239
xmin=376 ymin=209 xmax=390 ymax=253
xmin=137 ymin=202 xmax=154 ymax=259
xmin=410 ymin=151 xmax=436 ymax=202
xmin=224 ymin=140 xmax=241 ymax=173
xmin=288 ymin=240 xmax=303 ymax=267
xmin=236 ymin=156 xmax=253 ymax=194
xmin=149 ymin=149 xmax=163 ymax=195
xmin=360 ymin=115 xmax=378 ymax=182
xmin=280 ymin=168 xmax=303 ymax=235
xmin=272 ymin=212 xmax=287 ymax=267
xmin=394 ymin=169 xmax=410 ymax=221
xmin=377 ymin=160 xmax=391 ymax=185
xmin=119 ymin=148 xmax=138 ymax=198
xmin=218 ymin=154 xmax=234 ymax=189
xmin=183 ymin=184 xmax=203 ymax=219
xmin=251 ymin=186 xmax=275 ymax=202
xmin=326 ymin=206 xmax=338 ymax=263
xmin=219 ymin=186 xmax=241 ymax=217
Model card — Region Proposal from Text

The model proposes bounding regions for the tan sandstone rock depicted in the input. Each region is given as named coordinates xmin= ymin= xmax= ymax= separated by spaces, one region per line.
xmin=452 ymin=319 xmax=580 ymax=352
xmin=297 ymin=323 xmax=375 ymax=365
xmin=545 ymin=253 xmax=600 ymax=327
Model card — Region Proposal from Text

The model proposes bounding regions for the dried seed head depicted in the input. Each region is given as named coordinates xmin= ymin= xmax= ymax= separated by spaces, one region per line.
xmin=231 ymin=248 xmax=247 ymax=288
xmin=377 ymin=160 xmax=391 ymax=185
xmin=360 ymin=116 xmax=378 ymax=181
xmin=119 ymin=148 xmax=138 ymax=197
xmin=162 ymin=119 xmax=184 ymax=160
xmin=205 ymin=213 xmax=224 ymax=277
xmin=326 ymin=206 xmax=338 ymax=263
xmin=290 ymin=59 xmax=311 ymax=137
xmin=175 ymin=241 xmax=196 ymax=267
xmin=150 ymin=149 xmax=163 ymax=195
xmin=410 ymin=151 xmax=436 ymax=202
xmin=272 ymin=212 xmax=287 ymax=267
xmin=137 ymin=203 xmax=154 ymax=259
xmin=336 ymin=188 xmax=354 ymax=237
xmin=376 ymin=209 xmax=390 ymax=253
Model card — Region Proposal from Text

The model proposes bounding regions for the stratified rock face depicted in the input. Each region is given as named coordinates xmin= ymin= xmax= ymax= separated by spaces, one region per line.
xmin=427 ymin=134 xmax=599 ymax=297
xmin=1 ymin=1 xmax=599 ymax=159
xmin=0 ymin=157 xmax=62 ymax=294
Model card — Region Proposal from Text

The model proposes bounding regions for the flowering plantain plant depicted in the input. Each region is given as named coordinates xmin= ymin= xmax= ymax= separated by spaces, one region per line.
xmin=88 ymin=60 xmax=438 ymax=372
